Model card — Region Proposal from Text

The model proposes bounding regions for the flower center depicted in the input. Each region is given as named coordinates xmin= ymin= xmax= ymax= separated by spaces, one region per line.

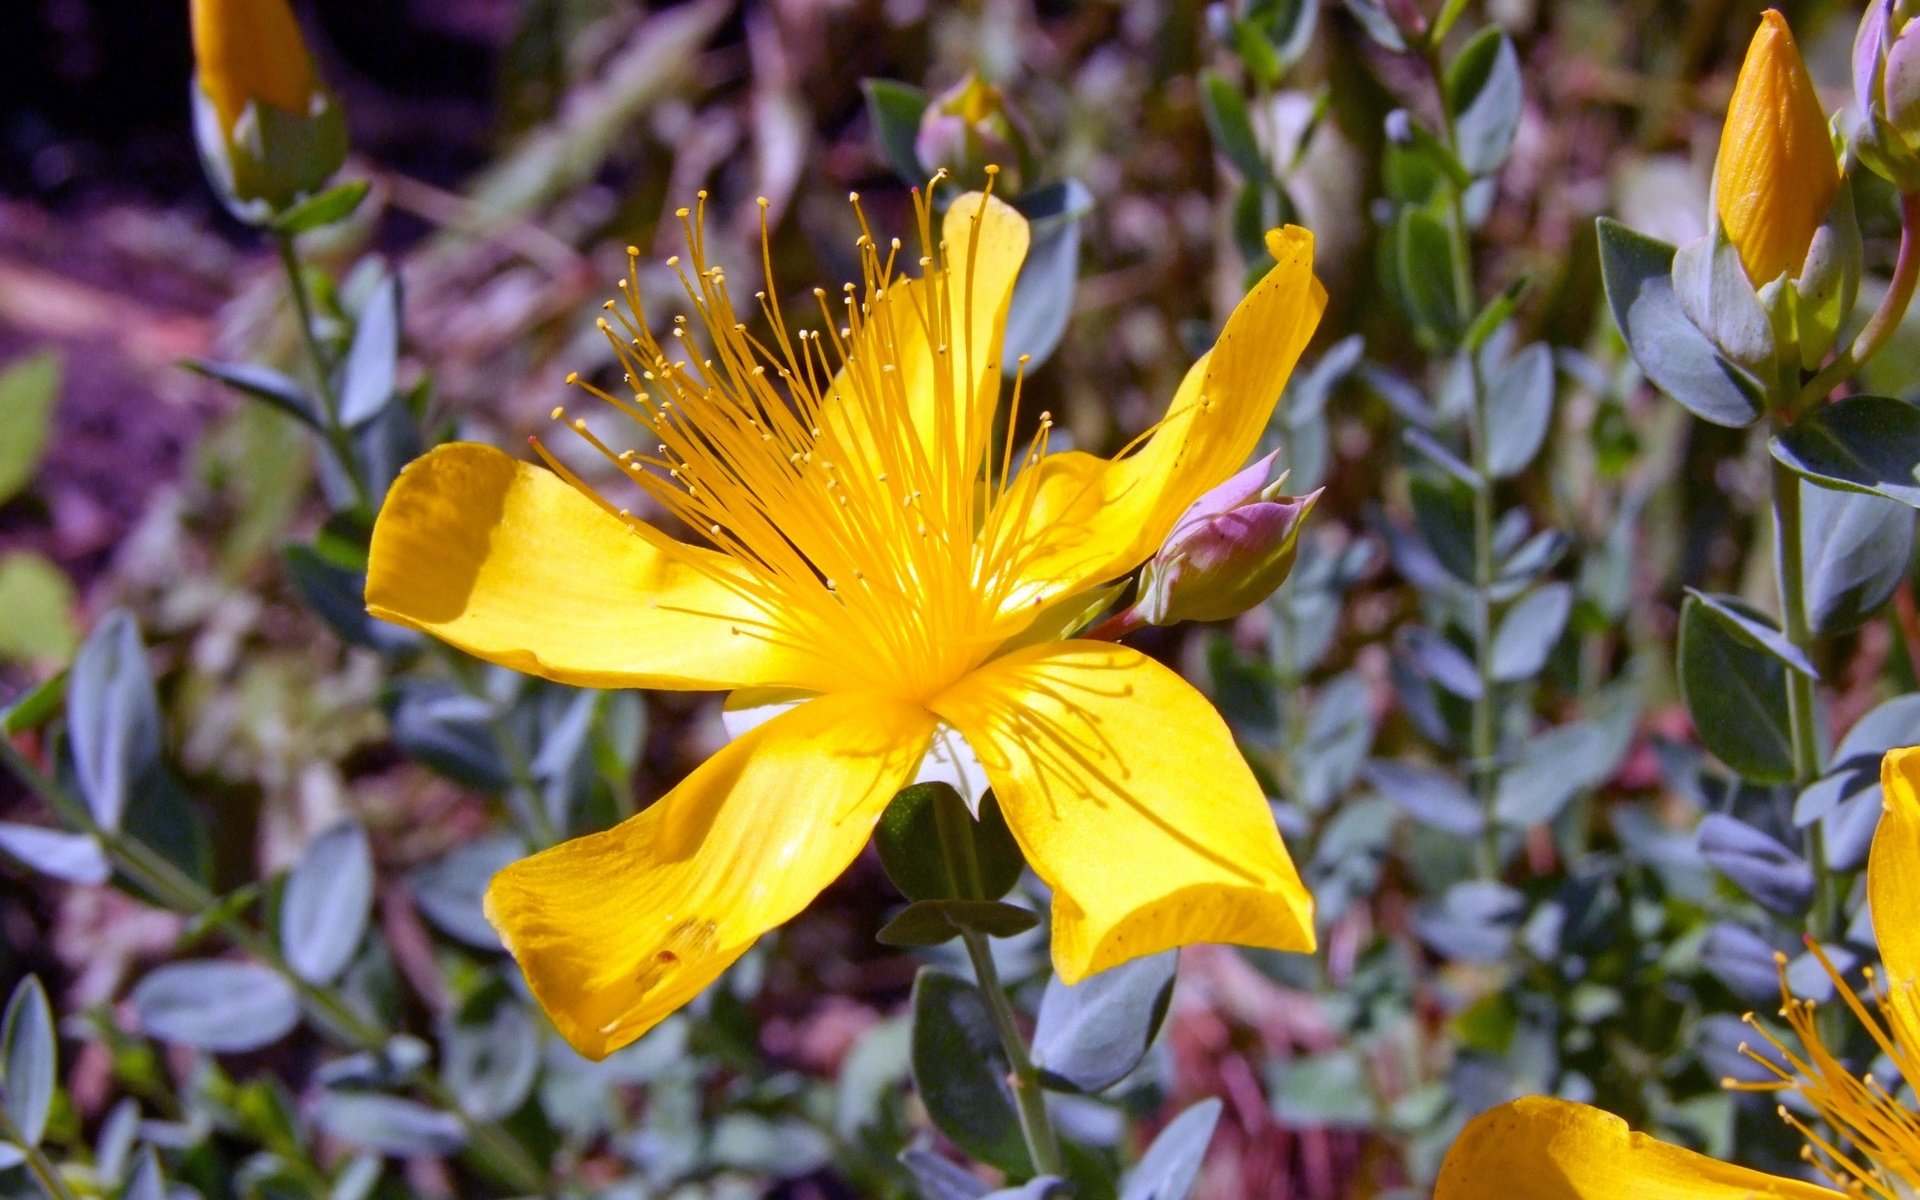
xmin=536 ymin=182 xmax=1054 ymax=701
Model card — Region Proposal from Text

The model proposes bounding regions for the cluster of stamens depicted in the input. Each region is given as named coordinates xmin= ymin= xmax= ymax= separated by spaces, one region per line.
xmin=528 ymin=176 xmax=1076 ymax=700
xmin=1726 ymin=942 xmax=1920 ymax=1197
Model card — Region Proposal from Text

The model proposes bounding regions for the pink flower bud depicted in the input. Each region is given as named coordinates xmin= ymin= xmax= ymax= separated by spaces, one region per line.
xmin=1126 ymin=451 xmax=1319 ymax=628
xmin=913 ymin=74 xmax=1031 ymax=194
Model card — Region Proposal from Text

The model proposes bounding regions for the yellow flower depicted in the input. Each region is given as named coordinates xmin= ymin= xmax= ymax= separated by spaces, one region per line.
xmin=364 ymin=189 xmax=1326 ymax=1059
xmin=1433 ymin=746 xmax=1920 ymax=1200
xmin=189 ymin=0 xmax=321 ymax=137
xmin=1714 ymin=10 xmax=1840 ymax=287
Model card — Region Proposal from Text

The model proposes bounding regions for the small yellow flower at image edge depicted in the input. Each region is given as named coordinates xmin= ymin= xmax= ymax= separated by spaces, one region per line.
xmin=362 ymin=183 xmax=1328 ymax=1059
xmin=1433 ymin=746 xmax=1920 ymax=1200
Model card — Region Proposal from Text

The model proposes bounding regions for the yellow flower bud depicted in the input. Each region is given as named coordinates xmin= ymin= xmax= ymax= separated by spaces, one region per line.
xmin=189 ymin=0 xmax=321 ymax=135
xmin=1713 ymin=11 xmax=1840 ymax=286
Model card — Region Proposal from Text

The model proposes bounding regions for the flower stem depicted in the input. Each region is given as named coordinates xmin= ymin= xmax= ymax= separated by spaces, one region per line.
xmin=1769 ymin=459 xmax=1837 ymax=946
xmin=930 ymin=789 xmax=1065 ymax=1179
xmin=274 ymin=231 xmax=373 ymax=515
xmin=0 ymin=1109 xmax=80 ymax=1200
xmin=1427 ymin=45 xmax=1501 ymax=876
xmin=1798 ymin=189 xmax=1920 ymax=409
xmin=0 ymin=738 xmax=548 ymax=1195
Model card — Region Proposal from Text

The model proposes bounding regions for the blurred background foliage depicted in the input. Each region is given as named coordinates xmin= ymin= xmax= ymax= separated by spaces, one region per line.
xmin=2 ymin=0 xmax=1916 ymax=1197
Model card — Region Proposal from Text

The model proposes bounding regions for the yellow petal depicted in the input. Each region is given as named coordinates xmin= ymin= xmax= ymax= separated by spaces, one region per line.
xmin=366 ymin=443 xmax=834 ymax=692
xmin=1714 ymin=10 xmax=1838 ymax=286
xmin=1435 ymin=1097 xmax=1838 ymax=1200
xmin=930 ymin=641 xmax=1314 ymax=981
xmin=1872 ymin=747 xmax=1920 ymax=1040
xmin=820 ymin=191 xmax=1028 ymax=487
xmin=190 ymin=0 xmax=319 ymax=132
xmin=991 ymin=228 xmax=1324 ymax=615
xmin=486 ymin=692 xmax=935 ymax=1058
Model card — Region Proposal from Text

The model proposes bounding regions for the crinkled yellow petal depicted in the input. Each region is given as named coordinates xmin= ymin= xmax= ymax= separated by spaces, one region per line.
xmin=1871 ymin=747 xmax=1920 ymax=1041
xmin=931 ymin=641 xmax=1314 ymax=982
xmin=991 ymin=227 xmax=1323 ymax=615
xmin=820 ymin=191 xmax=1028 ymax=487
xmin=486 ymin=692 xmax=935 ymax=1058
xmin=366 ymin=442 xmax=835 ymax=692
xmin=1714 ymin=10 xmax=1837 ymax=286
xmin=1435 ymin=1097 xmax=1838 ymax=1199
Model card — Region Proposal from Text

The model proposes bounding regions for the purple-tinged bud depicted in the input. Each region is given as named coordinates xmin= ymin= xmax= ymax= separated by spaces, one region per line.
xmin=1126 ymin=451 xmax=1319 ymax=627
xmin=914 ymin=73 xmax=1032 ymax=194
xmin=1888 ymin=19 xmax=1920 ymax=132
xmin=1857 ymin=0 xmax=1893 ymax=120
xmin=1854 ymin=0 xmax=1920 ymax=190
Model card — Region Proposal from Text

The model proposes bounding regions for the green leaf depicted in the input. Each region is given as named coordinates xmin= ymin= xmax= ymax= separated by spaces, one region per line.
xmin=1484 ymin=343 xmax=1554 ymax=479
xmin=184 ymin=359 xmax=320 ymax=428
xmin=1801 ymin=480 xmax=1913 ymax=635
xmin=874 ymin=783 xmax=1024 ymax=902
xmin=876 ymin=900 xmax=1040 ymax=947
xmin=441 ymin=1001 xmax=538 ymax=1122
xmin=283 ymin=545 xmax=421 ymax=653
xmin=862 ymin=79 xmax=930 ymax=185
xmin=1 ymin=977 xmax=54 ymax=1147
xmin=1595 ymin=219 xmax=1764 ymax=428
xmin=0 ymin=668 xmax=65 ymax=735
xmin=0 ymin=552 xmax=77 ymax=666
xmin=1772 ymin=394 xmax=1920 ymax=508
xmin=280 ymin=822 xmax=374 ymax=984
xmin=1118 ymin=1099 xmax=1220 ymax=1200
xmin=1445 ymin=29 xmax=1522 ymax=175
xmin=66 ymin=611 xmax=163 ymax=832
xmin=909 ymin=969 xmax=1028 ymax=1175
xmin=1247 ymin=0 xmax=1319 ymax=69
xmin=384 ymin=680 xmax=511 ymax=794
xmin=0 ymin=351 xmax=61 ymax=504
xmin=272 ymin=180 xmax=371 ymax=235
xmin=1684 ymin=590 xmax=1817 ymax=677
xmin=1490 ymin=581 xmax=1572 ymax=682
xmin=1031 ymin=951 xmax=1176 ymax=1094
xmin=1200 ymin=70 xmax=1268 ymax=181
xmin=1002 ymin=180 xmax=1091 ymax=370
xmin=1395 ymin=206 xmax=1461 ymax=345
xmin=131 ymin=961 xmax=300 ymax=1052
xmin=311 ymin=1093 xmax=465 ymax=1156
xmin=338 ymin=271 xmax=401 ymax=427
xmin=1677 ymin=593 xmax=1794 ymax=783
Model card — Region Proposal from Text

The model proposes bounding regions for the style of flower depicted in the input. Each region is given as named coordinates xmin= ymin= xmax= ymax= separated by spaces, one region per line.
xmin=363 ymin=186 xmax=1327 ymax=1058
xmin=1434 ymin=746 xmax=1920 ymax=1199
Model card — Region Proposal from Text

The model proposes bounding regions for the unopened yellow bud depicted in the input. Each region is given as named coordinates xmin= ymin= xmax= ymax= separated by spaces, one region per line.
xmin=189 ymin=0 xmax=320 ymax=136
xmin=1713 ymin=11 xmax=1839 ymax=286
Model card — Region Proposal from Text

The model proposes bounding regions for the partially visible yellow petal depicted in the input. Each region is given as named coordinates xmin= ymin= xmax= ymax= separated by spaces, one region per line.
xmin=931 ymin=641 xmax=1314 ymax=982
xmin=190 ymin=0 xmax=319 ymax=132
xmin=1871 ymin=747 xmax=1920 ymax=1040
xmin=1435 ymin=1097 xmax=1838 ymax=1200
xmin=1714 ymin=10 xmax=1838 ymax=286
xmin=366 ymin=443 xmax=835 ymax=692
xmin=820 ymin=191 xmax=1028 ymax=488
xmin=486 ymin=692 xmax=935 ymax=1058
xmin=989 ymin=228 xmax=1323 ymax=616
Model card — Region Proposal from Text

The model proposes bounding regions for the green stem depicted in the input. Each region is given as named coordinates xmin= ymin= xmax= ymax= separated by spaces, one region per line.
xmin=959 ymin=930 xmax=1066 ymax=1179
xmin=931 ymin=790 xmax=1065 ymax=1179
xmin=1427 ymin=45 xmax=1500 ymax=876
xmin=1798 ymin=190 xmax=1920 ymax=410
xmin=1770 ymin=460 xmax=1836 ymax=944
xmin=0 ymin=740 xmax=548 ymax=1195
xmin=0 ymin=1112 xmax=80 ymax=1200
xmin=274 ymin=232 xmax=373 ymax=514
